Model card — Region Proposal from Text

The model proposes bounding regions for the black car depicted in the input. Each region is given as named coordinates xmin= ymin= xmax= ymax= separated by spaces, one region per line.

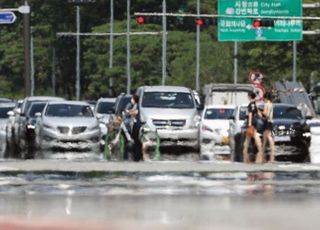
xmin=271 ymin=103 xmax=311 ymax=162
xmin=233 ymin=103 xmax=311 ymax=163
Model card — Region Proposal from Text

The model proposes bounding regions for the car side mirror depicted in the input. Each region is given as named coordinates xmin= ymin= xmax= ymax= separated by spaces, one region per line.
xmin=14 ymin=108 xmax=21 ymax=114
xmin=305 ymin=115 xmax=313 ymax=120
xmin=35 ymin=112 xmax=42 ymax=118
xmin=7 ymin=111 xmax=14 ymax=117
xmin=197 ymin=103 xmax=204 ymax=111
xmin=96 ymin=114 xmax=103 ymax=119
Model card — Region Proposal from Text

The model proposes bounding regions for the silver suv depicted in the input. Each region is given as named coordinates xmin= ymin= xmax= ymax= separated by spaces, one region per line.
xmin=137 ymin=86 xmax=200 ymax=149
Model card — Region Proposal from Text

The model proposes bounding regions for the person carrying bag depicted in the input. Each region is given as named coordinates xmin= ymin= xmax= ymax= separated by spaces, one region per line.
xmin=243 ymin=92 xmax=263 ymax=163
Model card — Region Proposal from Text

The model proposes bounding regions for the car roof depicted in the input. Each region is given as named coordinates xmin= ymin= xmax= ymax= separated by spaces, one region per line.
xmin=0 ymin=102 xmax=16 ymax=108
xmin=24 ymin=96 xmax=65 ymax=102
xmin=0 ymin=98 xmax=13 ymax=102
xmin=205 ymin=104 xmax=236 ymax=109
xmin=97 ymin=97 xmax=116 ymax=103
xmin=47 ymin=100 xmax=90 ymax=106
xmin=142 ymin=85 xmax=191 ymax=93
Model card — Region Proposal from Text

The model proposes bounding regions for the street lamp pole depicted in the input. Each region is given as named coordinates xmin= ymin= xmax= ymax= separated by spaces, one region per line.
xmin=76 ymin=5 xmax=81 ymax=100
xmin=23 ymin=0 xmax=31 ymax=97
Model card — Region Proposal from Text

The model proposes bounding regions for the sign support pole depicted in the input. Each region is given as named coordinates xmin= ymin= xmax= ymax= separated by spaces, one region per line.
xmin=233 ymin=41 xmax=238 ymax=84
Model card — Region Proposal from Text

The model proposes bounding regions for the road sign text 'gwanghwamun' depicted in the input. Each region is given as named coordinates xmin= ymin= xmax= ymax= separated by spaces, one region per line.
xmin=218 ymin=0 xmax=302 ymax=41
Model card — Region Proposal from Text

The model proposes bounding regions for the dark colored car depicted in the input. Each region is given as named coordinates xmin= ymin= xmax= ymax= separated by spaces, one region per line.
xmin=233 ymin=103 xmax=311 ymax=163
xmin=271 ymin=103 xmax=311 ymax=162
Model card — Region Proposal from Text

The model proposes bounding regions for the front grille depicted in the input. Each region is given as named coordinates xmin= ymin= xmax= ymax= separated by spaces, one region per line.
xmin=58 ymin=126 xmax=69 ymax=134
xmin=72 ymin=126 xmax=87 ymax=134
xmin=152 ymin=119 xmax=186 ymax=127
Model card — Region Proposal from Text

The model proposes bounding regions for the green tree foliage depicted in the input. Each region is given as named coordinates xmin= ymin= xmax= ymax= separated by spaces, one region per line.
xmin=0 ymin=0 xmax=318 ymax=99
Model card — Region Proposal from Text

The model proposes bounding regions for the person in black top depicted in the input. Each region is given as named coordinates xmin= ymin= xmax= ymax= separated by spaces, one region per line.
xmin=243 ymin=92 xmax=263 ymax=163
xmin=126 ymin=94 xmax=142 ymax=161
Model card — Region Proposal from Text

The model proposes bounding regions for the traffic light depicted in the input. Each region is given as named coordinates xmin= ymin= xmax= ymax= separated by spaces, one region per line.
xmin=195 ymin=18 xmax=204 ymax=26
xmin=136 ymin=16 xmax=145 ymax=24
xmin=135 ymin=16 xmax=162 ymax=25
xmin=195 ymin=18 xmax=216 ymax=26
xmin=252 ymin=19 xmax=275 ymax=28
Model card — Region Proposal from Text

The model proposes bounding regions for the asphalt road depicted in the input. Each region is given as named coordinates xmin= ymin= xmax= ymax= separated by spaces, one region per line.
xmin=1 ymin=160 xmax=320 ymax=173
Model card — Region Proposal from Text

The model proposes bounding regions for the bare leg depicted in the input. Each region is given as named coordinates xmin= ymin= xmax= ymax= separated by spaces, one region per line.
xmin=262 ymin=131 xmax=268 ymax=162
xmin=254 ymin=132 xmax=264 ymax=163
xmin=267 ymin=131 xmax=275 ymax=162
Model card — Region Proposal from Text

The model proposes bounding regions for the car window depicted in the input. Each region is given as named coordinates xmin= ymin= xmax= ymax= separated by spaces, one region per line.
xmin=27 ymin=103 xmax=46 ymax=118
xmin=142 ymin=92 xmax=195 ymax=109
xmin=96 ymin=101 xmax=115 ymax=114
xmin=273 ymin=106 xmax=302 ymax=120
xmin=115 ymin=97 xmax=131 ymax=115
xmin=0 ymin=107 xmax=15 ymax=118
xmin=239 ymin=106 xmax=247 ymax=120
xmin=46 ymin=104 xmax=94 ymax=117
xmin=204 ymin=108 xmax=234 ymax=120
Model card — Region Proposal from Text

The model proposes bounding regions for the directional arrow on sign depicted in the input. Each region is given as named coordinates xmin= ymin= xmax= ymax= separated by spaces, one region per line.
xmin=0 ymin=12 xmax=16 ymax=24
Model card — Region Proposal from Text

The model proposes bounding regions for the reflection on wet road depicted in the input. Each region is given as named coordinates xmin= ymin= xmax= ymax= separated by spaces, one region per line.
xmin=0 ymin=169 xmax=320 ymax=229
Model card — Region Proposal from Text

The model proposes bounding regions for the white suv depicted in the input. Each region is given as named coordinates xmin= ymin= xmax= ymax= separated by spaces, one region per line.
xmin=138 ymin=86 xmax=200 ymax=149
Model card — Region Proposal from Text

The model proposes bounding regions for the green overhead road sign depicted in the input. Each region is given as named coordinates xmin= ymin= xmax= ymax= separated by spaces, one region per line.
xmin=218 ymin=0 xmax=302 ymax=41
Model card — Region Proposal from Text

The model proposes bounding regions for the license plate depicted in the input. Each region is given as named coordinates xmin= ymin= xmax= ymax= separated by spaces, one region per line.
xmin=274 ymin=136 xmax=290 ymax=142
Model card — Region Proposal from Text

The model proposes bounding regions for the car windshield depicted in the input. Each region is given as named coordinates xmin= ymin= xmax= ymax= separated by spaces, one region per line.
xmin=239 ymin=106 xmax=248 ymax=120
xmin=273 ymin=106 xmax=302 ymax=120
xmin=27 ymin=103 xmax=46 ymax=118
xmin=97 ymin=101 xmax=115 ymax=114
xmin=0 ymin=107 xmax=14 ymax=119
xmin=115 ymin=97 xmax=132 ymax=115
xmin=142 ymin=92 xmax=195 ymax=109
xmin=46 ymin=104 xmax=94 ymax=117
xmin=204 ymin=108 xmax=234 ymax=120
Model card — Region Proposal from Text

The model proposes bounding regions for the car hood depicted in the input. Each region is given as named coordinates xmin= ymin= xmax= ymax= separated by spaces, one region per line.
xmin=272 ymin=118 xmax=305 ymax=127
xmin=42 ymin=117 xmax=98 ymax=128
xmin=140 ymin=108 xmax=197 ymax=121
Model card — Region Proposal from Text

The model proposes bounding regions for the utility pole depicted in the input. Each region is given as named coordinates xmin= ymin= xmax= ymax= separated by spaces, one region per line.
xmin=30 ymin=27 xmax=34 ymax=96
xmin=161 ymin=0 xmax=167 ymax=86
xmin=76 ymin=5 xmax=81 ymax=100
xmin=109 ymin=0 xmax=114 ymax=95
xmin=195 ymin=0 xmax=200 ymax=92
xmin=126 ymin=0 xmax=131 ymax=94
xmin=109 ymin=0 xmax=114 ymax=69
xmin=52 ymin=48 xmax=56 ymax=96
xmin=23 ymin=0 xmax=31 ymax=97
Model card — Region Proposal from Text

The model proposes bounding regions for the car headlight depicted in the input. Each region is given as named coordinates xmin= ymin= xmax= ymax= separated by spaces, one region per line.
xmin=88 ymin=124 xmax=100 ymax=131
xmin=191 ymin=115 xmax=201 ymax=128
xmin=43 ymin=124 xmax=54 ymax=130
